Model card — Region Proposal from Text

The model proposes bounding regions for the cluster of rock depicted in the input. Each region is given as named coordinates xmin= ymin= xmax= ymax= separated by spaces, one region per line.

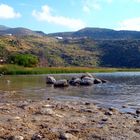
xmin=46 ymin=73 xmax=107 ymax=87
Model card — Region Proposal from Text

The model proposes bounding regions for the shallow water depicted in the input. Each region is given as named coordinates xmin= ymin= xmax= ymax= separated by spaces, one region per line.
xmin=1 ymin=72 xmax=140 ymax=112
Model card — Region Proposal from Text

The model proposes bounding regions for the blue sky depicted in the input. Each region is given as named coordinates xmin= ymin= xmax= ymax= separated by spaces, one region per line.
xmin=0 ymin=0 xmax=140 ymax=33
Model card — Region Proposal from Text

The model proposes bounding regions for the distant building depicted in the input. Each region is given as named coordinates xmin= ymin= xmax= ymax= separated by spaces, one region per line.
xmin=0 ymin=59 xmax=4 ymax=64
xmin=4 ymin=33 xmax=12 ymax=36
xmin=55 ymin=36 xmax=63 ymax=40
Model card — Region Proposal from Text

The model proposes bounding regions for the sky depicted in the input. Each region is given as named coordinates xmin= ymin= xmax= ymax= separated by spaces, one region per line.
xmin=0 ymin=0 xmax=140 ymax=33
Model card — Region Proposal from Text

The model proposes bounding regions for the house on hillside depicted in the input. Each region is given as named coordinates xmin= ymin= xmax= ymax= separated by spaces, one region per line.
xmin=55 ymin=36 xmax=63 ymax=40
xmin=0 ymin=58 xmax=4 ymax=64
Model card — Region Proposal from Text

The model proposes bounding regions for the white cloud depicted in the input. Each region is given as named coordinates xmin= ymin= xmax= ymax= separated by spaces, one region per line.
xmin=0 ymin=4 xmax=21 ymax=19
xmin=32 ymin=5 xmax=85 ymax=30
xmin=118 ymin=17 xmax=140 ymax=31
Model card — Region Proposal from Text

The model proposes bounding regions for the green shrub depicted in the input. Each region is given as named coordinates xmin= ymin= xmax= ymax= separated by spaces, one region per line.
xmin=9 ymin=54 xmax=39 ymax=67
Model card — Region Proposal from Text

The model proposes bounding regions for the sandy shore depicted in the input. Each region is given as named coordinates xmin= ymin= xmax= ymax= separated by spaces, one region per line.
xmin=0 ymin=98 xmax=140 ymax=140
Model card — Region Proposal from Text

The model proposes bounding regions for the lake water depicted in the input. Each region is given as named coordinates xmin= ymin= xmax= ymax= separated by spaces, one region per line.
xmin=0 ymin=72 xmax=140 ymax=112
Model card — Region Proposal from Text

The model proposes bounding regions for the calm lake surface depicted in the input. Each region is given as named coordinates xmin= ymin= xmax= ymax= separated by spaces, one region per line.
xmin=1 ymin=72 xmax=140 ymax=112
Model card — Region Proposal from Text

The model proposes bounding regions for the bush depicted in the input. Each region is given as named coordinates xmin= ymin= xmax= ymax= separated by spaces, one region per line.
xmin=9 ymin=54 xmax=39 ymax=67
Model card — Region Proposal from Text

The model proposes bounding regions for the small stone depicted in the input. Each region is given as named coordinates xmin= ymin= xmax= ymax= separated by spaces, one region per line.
xmin=136 ymin=109 xmax=140 ymax=114
xmin=14 ymin=116 xmax=21 ymax=120
xmin=85 ymin=102 xmax=90 ymax=105
xmin=31 ymin=134 xmax=42 ymax=140
xmin=122 ymin=105 xmax=128 ymax=108
xmin=108 ymin=107 xmax=118 ymax=112
xmin=101 ymin=117 xmax=108 ymax=122
xmin=105 ymin=111 xmax=113 ymax=116
xmin=42 ymin=104 xmax=53 ymax=108
xmin=40 ymin=108 xmax=54 ymax=115
xmin=17 ymin=101 xmax=28 ymax=109
xmin=8 ymin=136 xmax=24 ymax=140
xmin=60 ymin=133 xmax=78 ymax=140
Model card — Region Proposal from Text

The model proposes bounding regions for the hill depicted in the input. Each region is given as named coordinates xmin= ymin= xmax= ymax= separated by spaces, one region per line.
xmin=0 ymin=25 xmax=46 ymax=36
xmin=1 ymin=26 xmax=140 ymax=68
xmin=48 ymin=27 xmax=140 ymax=40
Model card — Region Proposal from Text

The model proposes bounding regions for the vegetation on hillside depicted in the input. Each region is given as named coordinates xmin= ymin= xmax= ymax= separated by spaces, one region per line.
xmin=0 ymin=34 xmax=140 ymax=68
xmin=0 ymin=35 xmax=99 ymax=67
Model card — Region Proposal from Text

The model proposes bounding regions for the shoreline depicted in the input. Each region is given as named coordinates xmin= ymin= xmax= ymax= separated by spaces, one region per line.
xmin=1 ymin=64 xmax=140 ymax=75
xmin=0 ymin=98 xmax=140 ymax=140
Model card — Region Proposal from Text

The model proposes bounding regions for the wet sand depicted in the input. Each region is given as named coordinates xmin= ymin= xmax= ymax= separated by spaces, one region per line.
xmin=0 ymin=97 xmax=140 ymax=140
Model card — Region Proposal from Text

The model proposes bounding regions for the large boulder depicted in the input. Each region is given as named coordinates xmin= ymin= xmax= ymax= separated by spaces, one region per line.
xmin=69 ymin=77 xmax=81 ymax=86
xmin=100 ymin=78 xmax=108 ymax=83
xmin=46 ymin=76 xmax=56 ymax=84
xmin=94 ymin=78 xmax=102 ymax=84
xmin=54 ymin=79 xmax=69 ymax=87
xmin=80 ymin=79 xmax=93 ymax=86
xmin=82 ymin=76 xmax=95 ymax=81
xmin=81 ymin=73 xmax=93 ymax=79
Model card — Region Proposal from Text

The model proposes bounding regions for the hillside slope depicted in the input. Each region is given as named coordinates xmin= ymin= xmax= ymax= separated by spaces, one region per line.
xmin=1 ymin=26 xmax=140 ymax=68
xmin=1 ymin=35 xmax=140 ymax=68
xmin=0 ymin=35 xmax=99 ymax=67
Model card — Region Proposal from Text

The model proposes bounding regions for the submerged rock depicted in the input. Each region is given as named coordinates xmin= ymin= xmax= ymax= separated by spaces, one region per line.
xmin=46 ymin=76 xmax=56 ymax=84
xmin=136 ymin=109 xmax=140 ymax=115
xmin=54 ymin=79 xmax=69 ymax=87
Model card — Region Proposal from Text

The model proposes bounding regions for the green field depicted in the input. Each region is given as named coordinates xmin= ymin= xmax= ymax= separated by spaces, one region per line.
xmin=0 ymin=64 xmax=140 ymax=75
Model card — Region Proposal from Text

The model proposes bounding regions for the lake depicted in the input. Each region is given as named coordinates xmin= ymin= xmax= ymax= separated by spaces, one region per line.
xmin=0 ymin=72 xmax=140 ymax=112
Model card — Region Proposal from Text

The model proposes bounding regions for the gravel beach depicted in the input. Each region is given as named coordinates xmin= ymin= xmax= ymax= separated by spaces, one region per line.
xmin=0 ymin=98 xmax=140 ymax=140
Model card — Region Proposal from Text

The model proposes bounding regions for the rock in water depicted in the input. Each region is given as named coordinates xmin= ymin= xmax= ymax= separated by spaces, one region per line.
xmin=54 ymin=79 xmax=69 ymax=87
xmin=69 ymin=78 xmax=81 ymax=86
xmin=81 ymin=73 xmax=93 ymax=79
xmin=94 ymin=78 xmax=102 ymax=84
xmin=46 ymin=76 xmax=56 ymax=84
xmin=136 ymin=109 xmax=140 ymax=114
xmin=100 ymin=78 xmax=108 ymax=83
xmin=80 ymin=79 xmax=93 ymax=86
xmin=82 ymin=76 xmax=95 ymax=81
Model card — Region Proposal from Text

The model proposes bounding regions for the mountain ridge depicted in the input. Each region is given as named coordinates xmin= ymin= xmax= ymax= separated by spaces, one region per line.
xmin=0 ymin=25 xmax=45 ymax=36
xmin=48 ymin=27 xmax=140 ymax=40
xmin=1 ymin=25 xmax=140 ymax=40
